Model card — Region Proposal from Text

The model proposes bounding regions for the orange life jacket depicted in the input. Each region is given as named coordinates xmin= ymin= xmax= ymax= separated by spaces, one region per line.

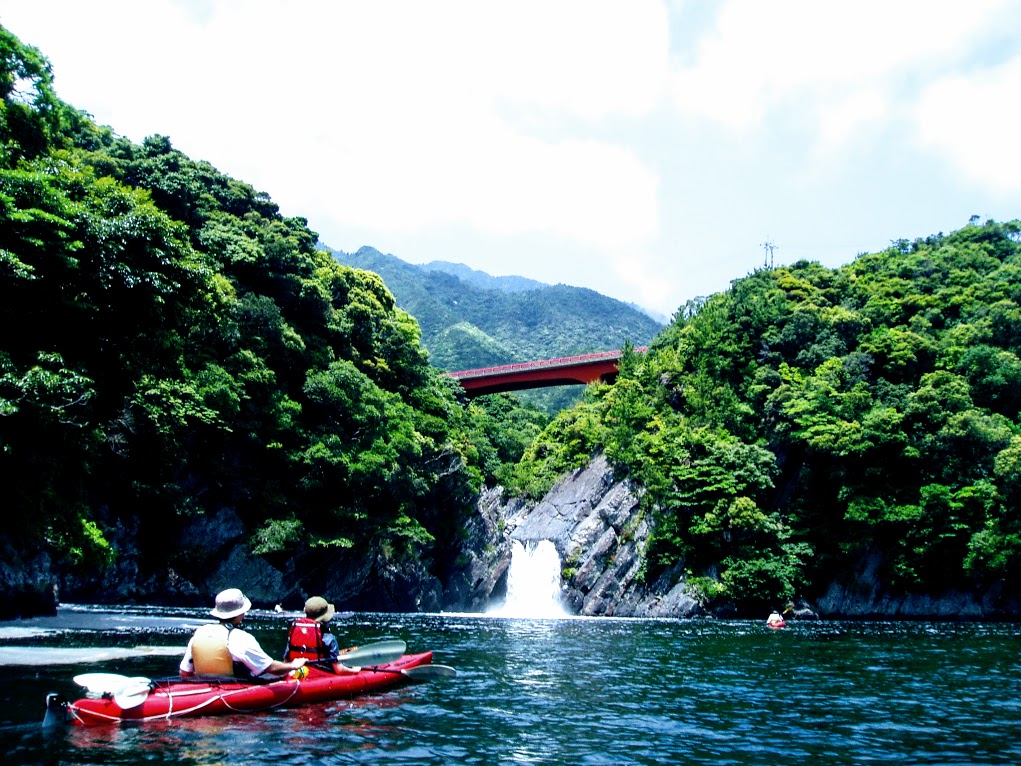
xmin=285 ymin=618 xmax=327 ymax=661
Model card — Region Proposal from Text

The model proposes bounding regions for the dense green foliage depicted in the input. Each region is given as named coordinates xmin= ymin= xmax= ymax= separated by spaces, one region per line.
xmin=330 ymin=246 xmax=664 ymax=412
xmin=514 ymin=225 xmax=1021 ymax=611
xmin=0 ymin=27 xmax=523 ymax=584
xmin=6 ymin=25 xmax=1017 ymax=615
xmin=419 ymin=260 xmax=546 ymax=294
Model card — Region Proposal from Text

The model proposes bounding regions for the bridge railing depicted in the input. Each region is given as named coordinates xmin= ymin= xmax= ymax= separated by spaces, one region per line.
xmin=447 ymin=347 xmax=646 ymax=380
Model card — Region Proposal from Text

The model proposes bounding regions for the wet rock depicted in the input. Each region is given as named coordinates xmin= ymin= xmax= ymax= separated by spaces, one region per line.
xmin=783 ymin=598 xmax=819 ymax=620
xmin=814 ymin=548 xmax=1021 ymax=619
xmin=494 ymin=454 xmax=703 ymax=618
xmin=0 ymin=539 xmax=57 ymax=619
xmin=0 ymin=582 xmax=57 ymax=620
xmin=441 ymin=485 xmax=514 ymax=612
xmin=179 ymin=507 xmax=246 ymax=555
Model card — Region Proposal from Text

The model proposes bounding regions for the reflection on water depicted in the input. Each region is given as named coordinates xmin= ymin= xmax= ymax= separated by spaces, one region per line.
xmin=2 ymin=607 xmax=1021 ymax=764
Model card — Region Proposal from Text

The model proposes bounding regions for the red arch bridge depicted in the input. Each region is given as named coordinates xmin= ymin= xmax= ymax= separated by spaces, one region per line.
xmin=446 ymin=348 xmax=646 ymax=397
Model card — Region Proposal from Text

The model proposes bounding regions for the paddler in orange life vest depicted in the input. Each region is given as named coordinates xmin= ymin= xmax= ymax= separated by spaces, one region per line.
xmin=179 ymin=588 xmax=307 ymax=678
xmin=284 ymin=596 xmax=342 ymax=665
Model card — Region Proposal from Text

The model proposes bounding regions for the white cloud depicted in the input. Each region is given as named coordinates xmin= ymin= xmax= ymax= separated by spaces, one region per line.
xmin=606 ymin=248 xmax=676 ymax=319
xmin=914 ymin=56 xmax=1021 ymax=193
xmin=6 ymin=0 xmax=1021 ymax=320
xmin=669 ymin=0 xmax=1013 ymax=151
xmin=476 ymin=0 xmax=669 ymax=120
xmin=195 ymin=2 xmax=670 ymax=254
xmin=809 ymin=86 xmax=888 ymax=163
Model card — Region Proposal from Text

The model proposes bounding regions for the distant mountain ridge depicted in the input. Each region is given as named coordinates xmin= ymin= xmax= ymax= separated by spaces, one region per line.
xmin=419 ymin=261 xmax=545 ymax=294
xmin=327 ymin=247 xmax=664 ymax=408
xmin=421 ymin=259 xmax=669 ymax=323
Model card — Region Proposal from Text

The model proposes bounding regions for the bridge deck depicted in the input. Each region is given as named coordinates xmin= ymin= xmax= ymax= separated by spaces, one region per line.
xmin=447 ymin=348 xmax=644 ymax=396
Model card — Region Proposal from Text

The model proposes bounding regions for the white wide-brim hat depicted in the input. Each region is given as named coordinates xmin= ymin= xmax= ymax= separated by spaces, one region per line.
xmin=210 ymin=588 xmax=252 ymax=620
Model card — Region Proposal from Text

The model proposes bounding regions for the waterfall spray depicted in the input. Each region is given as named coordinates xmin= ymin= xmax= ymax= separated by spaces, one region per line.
xmin=492 ymin=539 xmax=568 ymax=618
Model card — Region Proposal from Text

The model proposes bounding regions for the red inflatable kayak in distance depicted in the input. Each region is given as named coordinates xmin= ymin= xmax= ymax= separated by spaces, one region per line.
xmin=59 ymin=651 xmax=432 ymax=726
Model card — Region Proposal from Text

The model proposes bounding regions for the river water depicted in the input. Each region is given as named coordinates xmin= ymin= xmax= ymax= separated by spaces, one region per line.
xmin=1 ymin=606 xmax=1020 ymax=765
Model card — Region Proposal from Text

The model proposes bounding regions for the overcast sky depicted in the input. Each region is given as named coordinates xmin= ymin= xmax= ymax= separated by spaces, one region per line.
xmin=4 ymin=1 xmax=1021 ymax=319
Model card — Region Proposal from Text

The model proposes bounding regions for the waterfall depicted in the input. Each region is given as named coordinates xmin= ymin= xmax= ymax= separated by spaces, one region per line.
xmin=492 ymin=539 xmax=569 ymax=618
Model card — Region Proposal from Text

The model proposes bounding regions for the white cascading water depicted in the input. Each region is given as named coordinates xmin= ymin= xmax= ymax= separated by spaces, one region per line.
xmin=492 ymin=539 xmax=569 ymax=618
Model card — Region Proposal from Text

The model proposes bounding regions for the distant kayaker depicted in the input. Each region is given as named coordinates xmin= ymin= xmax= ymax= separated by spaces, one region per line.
xmin=179 ymin=588 xmax=307 ymax=679
xmin=284 ymin=596 xmax=341 ymax=663
xmin=766 ymin=611 xmax=786 ymax=628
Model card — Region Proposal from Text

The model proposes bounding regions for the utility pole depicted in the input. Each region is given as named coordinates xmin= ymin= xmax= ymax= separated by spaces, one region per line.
xmin=761 ymin=239 xmax=776 ymax=269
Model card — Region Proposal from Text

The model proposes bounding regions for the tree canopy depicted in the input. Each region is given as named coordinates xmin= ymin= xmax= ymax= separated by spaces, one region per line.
xmin=5 ymin=24 xmax=1018 ymax=614
xmin=0 ymin=26 xmax=529 ymax=590
xmin=512 ymin=223 xmax=1021 ymax=611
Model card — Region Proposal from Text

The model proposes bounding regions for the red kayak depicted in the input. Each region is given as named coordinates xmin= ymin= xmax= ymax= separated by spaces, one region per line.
xmin=57 ymin=651 xmax=433 ymax=726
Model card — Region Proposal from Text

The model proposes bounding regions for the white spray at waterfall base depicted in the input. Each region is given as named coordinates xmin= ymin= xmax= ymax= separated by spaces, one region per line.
xmin=491 ymin=540 xmax=569 ymax=618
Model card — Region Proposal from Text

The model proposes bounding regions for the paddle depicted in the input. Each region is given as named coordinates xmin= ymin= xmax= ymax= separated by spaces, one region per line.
xmin=309 ymin=639 xmax=409 ymax=674
xmin=344 ymin=663 xmax=457 ymax=682
xmin=395 ymin=664 xmax=457 ymax=682
xmin=74 ymin=672 xmax=151 ymax=696
xmin=113 ymin=681 xmax=153 ymax=709
xmin=335 ymin=639 xmax=407 ymax=666
xmin=74 ymin=672 xmax=153 ymax=709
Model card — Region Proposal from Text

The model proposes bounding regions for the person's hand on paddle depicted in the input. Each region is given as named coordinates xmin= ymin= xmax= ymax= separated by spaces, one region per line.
xmin=267 ymin=656 xmax=306 ymax=677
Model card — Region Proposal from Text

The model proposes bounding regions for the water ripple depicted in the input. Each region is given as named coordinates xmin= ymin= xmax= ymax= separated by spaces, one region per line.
xmin=3 ymin=611 xmax=1021 ymax=764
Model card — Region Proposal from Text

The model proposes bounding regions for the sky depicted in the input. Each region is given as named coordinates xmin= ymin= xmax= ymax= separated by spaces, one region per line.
xmin=4 ymin=1 xmax=1021 ymax=320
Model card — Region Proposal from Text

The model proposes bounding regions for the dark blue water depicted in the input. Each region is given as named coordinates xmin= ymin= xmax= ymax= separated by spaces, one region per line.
xmin=2 ymin=606 xmax=1020 ymax=764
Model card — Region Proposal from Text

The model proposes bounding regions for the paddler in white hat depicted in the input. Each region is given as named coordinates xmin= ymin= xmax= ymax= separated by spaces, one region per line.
xmin=180 ymin=588 xmax=307 ymax=678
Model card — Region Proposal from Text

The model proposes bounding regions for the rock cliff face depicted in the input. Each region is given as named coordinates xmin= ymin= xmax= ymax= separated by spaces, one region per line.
xmin=476 ymin=454 xmax=1021 ymax=621
xmin=0 ymin=543 xmax=57 ymax=620
xmin=814 ymin=549 xmax=1021 ymax=620
xmin=501 ymin=454 xmax=701 ymax=618
xmin=7 ymin=454 xmax=1020 ymax=621
xmin=443 ymin=486 xmax=518 ymax=611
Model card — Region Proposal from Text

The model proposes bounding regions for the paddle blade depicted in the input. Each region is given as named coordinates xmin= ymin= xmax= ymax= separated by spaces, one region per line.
xmin=113 ymin=680 xmax=152 ymax=710
xmin=403 ymin=664 xmax=457 ymax=682
xmin=74 ymin=673 xmax=132 ymax=694
xmin=74 ymin=673 xmax=151 ymax=698
xmin=337 ymin=639 xmax=407 ymax=666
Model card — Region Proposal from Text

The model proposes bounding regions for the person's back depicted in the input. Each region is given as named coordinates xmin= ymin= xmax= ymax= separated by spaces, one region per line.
xmin=285 ymin=617 xmax=328 ymax=662
xmin=190 ymin=623 xmax=234 ymax=675
xmin=283 ymin=596 xmax=341 ymax=662
xmin=180 ymin=588 xmax=307 ymax=679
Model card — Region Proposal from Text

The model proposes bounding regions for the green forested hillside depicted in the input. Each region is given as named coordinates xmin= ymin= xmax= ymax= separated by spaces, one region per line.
xmin=330 ymin=247 xmax=663 ymax=369
xmin=0 ymin=28 xmax=535 ymax=601
xmin=419 ymin=260 xmax=545 ymax=294
xmin=515 ymin=223 xmax=1021 ymax=611
xmin=6 ymin=24 xmax=1019 ymax=617
xmin=330 ymin=247 xmax=664 ymax=413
